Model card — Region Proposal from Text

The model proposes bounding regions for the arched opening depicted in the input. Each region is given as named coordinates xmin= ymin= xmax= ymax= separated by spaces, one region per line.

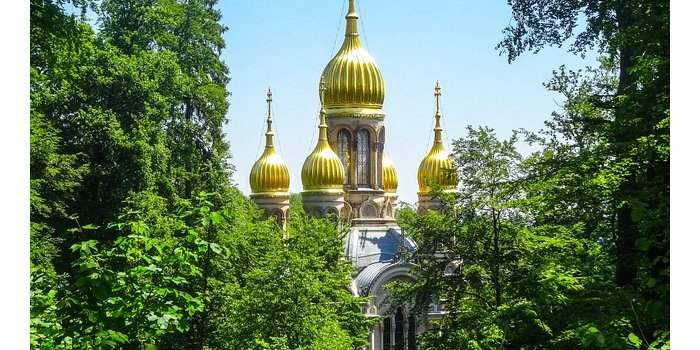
xmin=408 ymin=314 xmax=417 ymax=350
xmin=379 ymin=305 xmax=419 ymax=350
xmin=337 ymin=129 xmax=351 ymax=185
xmin=360 ymin=202 xmax=378 ymax=218
xmin=356 ymin=129 xmax=370 ymax=187
xmin=325 ymin=207 xmax=339 ymax=223
xmin=382 ymin=316 xmax=391 ymax=350
xmin=395 ymin=307 xmax=405 ymax=350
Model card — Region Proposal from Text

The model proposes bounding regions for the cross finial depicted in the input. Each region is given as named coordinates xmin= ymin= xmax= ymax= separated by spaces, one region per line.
xmin=348 ymin=0 xmax=357 ymax=15
xmin=264 ymin=87 xmax=274 ymax=148
xmin=319 ymin=77 xmax=327 ymax=106
xmin=432 ymin=81 xmax=443 ymax=143
xmin=266 ymin=87 xmax=273 ymax=119
xmin=434 ymin=80 xmax=442 ymax=115
xmin=318 ymin=77 xmax=328 ymax=140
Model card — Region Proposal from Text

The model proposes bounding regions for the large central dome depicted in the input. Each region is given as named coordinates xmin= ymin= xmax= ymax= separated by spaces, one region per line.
xmin=320 ymin=0 xmax=385 ymax=119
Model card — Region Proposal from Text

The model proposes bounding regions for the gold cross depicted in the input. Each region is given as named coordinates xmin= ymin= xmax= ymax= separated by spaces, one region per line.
xmin=266 ymin=87 xmax=272 ymax=118
xmin=434 ymin=81 xmax=441 ymax=114
xmin=319 ymin=77 xmax=326 ymax=105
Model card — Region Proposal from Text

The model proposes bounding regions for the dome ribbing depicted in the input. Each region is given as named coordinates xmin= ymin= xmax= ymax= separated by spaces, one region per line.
xmin=383 ymin=153 xmax=398 ymax=193
xmin=320 ymin=0 xmax=385 ymax=119
xmin=417 ymin=82 xmax=457 ymax=194
xmin=250 ymin=89 xmax=290 ymax=197
xmin=302 ymin=82 xmax=346 ymax=193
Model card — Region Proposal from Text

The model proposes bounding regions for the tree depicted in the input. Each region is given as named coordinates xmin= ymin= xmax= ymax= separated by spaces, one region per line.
xmin=499 ymin=0 xmax=669 ymax=345
xmin=30 ymin=3 xmax=369 ymax=346
xmin=393 ymin=127 xmax=613 ymax=349
xmin=206 ymin=205 xmax=373 ymax=350
xmin=99 ymin=0 xmax=232 ymax=198
xmin=391 ymin=0 xmax=669 ymax=347
xmin=31 ymin=1 xmax=369 ymax=348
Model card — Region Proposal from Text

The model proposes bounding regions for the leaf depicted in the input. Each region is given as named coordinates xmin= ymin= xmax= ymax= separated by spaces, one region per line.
xmin=636 ymin=237 xmax=652 ymax=252
xmin=209 ymin=243 xmax=222 ymax=255
xmin=581 ymin=326 xmax=605 ymax=348
xmin=210 ymin=211 xmax=224 ymax=225
xmin=627 ymin=333 xmax=642 ymax=349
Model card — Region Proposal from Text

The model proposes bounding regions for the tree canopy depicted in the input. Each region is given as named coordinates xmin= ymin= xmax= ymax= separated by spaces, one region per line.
xmin=391 ymin=0 xmax=669 ymax=348
xmin=30 ymin=1 xmax=369 ymax=348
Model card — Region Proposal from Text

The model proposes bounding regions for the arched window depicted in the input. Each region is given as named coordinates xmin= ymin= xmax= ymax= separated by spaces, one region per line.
xmin=360 ymin=203 xmax=377 ymax=218
xmin=408 ymin=314 xmax=417 ymax=350
xmin=325 ymin=207 xmax=339 ymax=223
xmin=395 ymin=307 xmax=405 ymax=350
xmin=382 ymin=317 xmax=392 ymax=350
xmin=357 ymin=129 xmax=370 ymax=186
xmin=337 ymin=130 xmax=351 ymax=185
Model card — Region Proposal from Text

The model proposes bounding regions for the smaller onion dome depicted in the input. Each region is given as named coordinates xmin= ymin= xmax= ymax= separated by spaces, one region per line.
xmin=249 ymin=89 xmax=290 ymax=196
xmin=383 ymin=153 xmax=398 ymax=193
xmin=417 ymin=81 xmax=457 ymax=195
xmin=302 ymin=81 xmax=345 ymax=193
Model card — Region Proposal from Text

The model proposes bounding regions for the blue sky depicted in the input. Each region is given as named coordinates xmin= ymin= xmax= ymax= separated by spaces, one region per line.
xmin=219 ymin=0 xmax=593 ymax=204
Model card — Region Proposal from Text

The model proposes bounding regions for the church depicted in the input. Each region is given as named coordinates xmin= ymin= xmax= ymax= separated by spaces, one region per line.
xmin=247 ymin=1 xmax=457 ymax=348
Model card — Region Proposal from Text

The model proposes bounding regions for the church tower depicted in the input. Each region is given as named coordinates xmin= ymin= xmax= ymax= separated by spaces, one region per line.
xmin=417 ymin=81 xmax=457 ymax=213
xmin=249 ymin=89 xmax=291 ymax=228
xmin=319 ymin=0 xmax=395 ymax=224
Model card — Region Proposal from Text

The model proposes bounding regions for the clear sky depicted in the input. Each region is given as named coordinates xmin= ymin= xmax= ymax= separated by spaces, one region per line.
xmin=220 ymin=0 xmax=593 ymax=204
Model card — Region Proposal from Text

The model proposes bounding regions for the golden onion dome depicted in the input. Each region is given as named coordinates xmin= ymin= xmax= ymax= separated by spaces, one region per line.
xmin=250 ymin=89 xmax=290 ymax=196
xmin=320 ymin=0 xmax=384 ymax=119
xmin=383 ymin=153 xmax=398 ymax=193
xmin=418 ymin=82 xmax=457 ymax=195
xmin=302 ymin=82 xmax=346 ymax=193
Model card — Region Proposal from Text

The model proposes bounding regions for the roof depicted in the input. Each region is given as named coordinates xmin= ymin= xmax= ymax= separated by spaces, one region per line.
xmin=344 ymin=226 xmax=417 ymax=270
xmin=355 ymin=262 xmax=393 ymax=296
xmin=355 ymin=261 xmax=416 ymax=297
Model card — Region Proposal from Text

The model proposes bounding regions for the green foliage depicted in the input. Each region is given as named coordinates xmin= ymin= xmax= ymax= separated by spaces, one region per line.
xmin=500 ymin=0 xmax=670 ymax=314
xmin=395 ymin=117 xmax=667 ymax=348
xmin=60 ymin=192 xmax=218 ymax=348
xmin=207 ymin=208 xmax=372 ymax=349
xmin=30 ymin=1 xmax=368 ymax=349
xmin=396 ymin=128 xmax=611 ymax=349
xmin=391 ymin=0 xmax=668 ymax=348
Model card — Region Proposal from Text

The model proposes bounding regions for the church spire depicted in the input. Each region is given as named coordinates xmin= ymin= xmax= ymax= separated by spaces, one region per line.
xmin=345 ymin=0 xmax=359 ymax=37
xmin=433 ymin=81 xmax=443 ymax=145
xmin=265 ymin=87 xmax=275 ymax=148
xmin=318 ymin=78 xmax=329 ymax=142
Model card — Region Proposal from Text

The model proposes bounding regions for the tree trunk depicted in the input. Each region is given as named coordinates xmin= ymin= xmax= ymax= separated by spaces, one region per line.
xmin=613 ymin=1 xmax=639 ymax=289
xmin=492 ymin=210 xmax=502 ymax=307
